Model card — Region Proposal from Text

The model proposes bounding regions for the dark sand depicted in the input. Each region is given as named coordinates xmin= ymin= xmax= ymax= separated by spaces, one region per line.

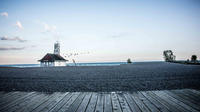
xmin=0 ymin=62 xmax=200 ymax=92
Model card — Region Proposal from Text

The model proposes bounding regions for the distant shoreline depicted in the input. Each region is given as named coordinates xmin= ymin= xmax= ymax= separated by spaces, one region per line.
xmin=0 ymin=61 xmax=199 ymax=68
xmin=0 ymin=61 xmax=164 ymax=68
xmin=168 ymin=61 xmax=200 ymax=65
xmin=0 ymin=66 xmax=18 ymax=68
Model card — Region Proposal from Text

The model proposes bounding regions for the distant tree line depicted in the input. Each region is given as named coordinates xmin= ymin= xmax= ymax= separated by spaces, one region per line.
xmin=163 ymin=50 xmax=199 ymax=64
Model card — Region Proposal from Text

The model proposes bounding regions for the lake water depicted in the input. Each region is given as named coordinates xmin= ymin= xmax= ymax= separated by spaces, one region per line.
xmin=0 ymin=62 xmax=128 ymax=68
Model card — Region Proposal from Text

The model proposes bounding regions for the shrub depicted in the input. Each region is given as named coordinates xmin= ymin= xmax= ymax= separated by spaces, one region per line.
xmin=127 ymin=58 xmax=132 ymax=63
xmin=191 ymin=55 xmax=197 ymax=62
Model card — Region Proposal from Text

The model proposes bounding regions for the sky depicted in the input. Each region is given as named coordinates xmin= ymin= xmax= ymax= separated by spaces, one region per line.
xmin=0 ymin=0 xmax=200 ymax=64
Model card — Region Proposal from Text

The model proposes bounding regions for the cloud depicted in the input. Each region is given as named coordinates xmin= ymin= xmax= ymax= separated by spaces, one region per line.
xmin=110 ymin=34 xmax=124 ymax=38
xmin=0 ymin=47 xmax=25 ymax=51
xmin=0 ymin=45 xmax=36 ymax=51
xmin=15 ymin=21 xmax=23 ymax=29
xmin=109 ymin=32 xmax=129 ymax=39
xmin=43 ymin=23 xmax=57 ymax=33
xmin=35 ymin=20 xmax=60 ymax=39
xmin=0 ymin=12 xmax=8 ymax=17
xmin=0 ymin=36 xmax=27 ymax=42
xmin=38 ymin=22 xmax=60 ymax=38
xmin=30 ymin=45 xmax=36 ymax=48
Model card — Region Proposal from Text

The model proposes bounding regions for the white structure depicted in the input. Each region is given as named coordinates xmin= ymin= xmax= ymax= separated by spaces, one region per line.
xmin=54 ymin=41 xmax=60 ymax=55
xmin=39 ymin=42 xmax=67 ymax=67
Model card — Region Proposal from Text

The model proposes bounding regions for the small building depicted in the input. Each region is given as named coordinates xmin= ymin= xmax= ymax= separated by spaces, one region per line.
xmin=39 ymin=42 xmax=68 ymax=67
xmin=39 ymin=53 xmax=67 ymax=67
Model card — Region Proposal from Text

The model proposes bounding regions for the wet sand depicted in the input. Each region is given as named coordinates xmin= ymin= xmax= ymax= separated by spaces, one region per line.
xmin=0 ymin=62 xmax=200 ymax=92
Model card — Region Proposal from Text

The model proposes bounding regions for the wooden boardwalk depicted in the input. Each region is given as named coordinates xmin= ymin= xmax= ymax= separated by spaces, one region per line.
xmin=0 ymin=89 xmax=200 ymax=112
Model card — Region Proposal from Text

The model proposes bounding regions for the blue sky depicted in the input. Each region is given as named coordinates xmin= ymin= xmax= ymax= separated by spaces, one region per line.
xmin=0 ymin=0 xmax=200 ymax=64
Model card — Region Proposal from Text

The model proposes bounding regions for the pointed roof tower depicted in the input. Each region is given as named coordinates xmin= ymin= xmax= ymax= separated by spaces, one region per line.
xmin=54 ymin=41 xmax=60 ymax=55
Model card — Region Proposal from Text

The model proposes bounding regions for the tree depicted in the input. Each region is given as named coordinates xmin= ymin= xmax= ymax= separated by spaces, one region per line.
xmin=127 ymin=58 xmax=132 ymax=63
xmin=191 ymin=55 xmax=197 ymax=62
xmin=163 ymin=50 xmax=176 ymax=62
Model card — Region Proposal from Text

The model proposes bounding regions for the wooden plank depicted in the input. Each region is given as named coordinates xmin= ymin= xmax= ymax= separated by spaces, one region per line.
xmin=129 ymin=92 xmax=151 ymax=112
xmin=40 ymin=92 xmax=69 ymax=112
xmin=6 ymin=92 xmax=38 ymax=112
xmin=176 ymin=89 xmax=200 ymax=100
xmin=123 ymin=93 xmax=141 ymax=112
xmin=111 ymin=92 xmax=122 ymax=112
xmin=95 ymin=93 xmax=104 ymax=112
xmin=174 ymin=89 xmax=199 ymax=101
xmin=85 ymin=92 xmax=98 ymax=112
xmin=0 ymin=92 xmax=26 ymax=101
xmin=187 ymin=89 xmax=200 ymax=96
xmin=164 ymin=90 xmax=200 ymax=111
xmin=49 ymin=92 xmax=74 ymax=112
xmin=140 ymin=91 xmax=169 ymax=112
xmin=117 ymin=92 xmax=132 ymax=112
xmin=76 ymin=92 xmax=92 ymax=112
xmin=16 ymin=93 xmax=47 ymax=112
xmin=137 ymin=91 xmax=160 ymax=112
xmin=146 ymin=91 xmax=180 ymax=112
xmin=0 ymin=90 xmax=198 ymax=112
xmin=0 ymin=92 xmax=17 ymax=99
xmin=0 ymin=92 xmax=35 ymax=111
xmin=153 ymin=91 xmax=188 ymax=112
xmin=20 ymin=92 xmax=55 ymax=112
xmin=58 ymin=92 xmax=80 ymax=112
xmin=65 ymin=92 xmax=86 ymax=112
xmin=183 ymin=89 xmax=200 ymax=101
xmin=31 ymin=92 xmax=64 ymax=112
xmin=162 ymin=90 xmax=198 ymax=112
xmin=104 ymin=93 xmax=112 ymax=112
xmin=171 ymin=90 xmax=200 ymax=106
xmin=0 ymin=92 xmax=28 ymax=107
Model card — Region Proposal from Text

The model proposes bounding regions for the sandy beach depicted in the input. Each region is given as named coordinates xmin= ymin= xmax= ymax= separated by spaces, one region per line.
xmin=0 ymin=62 xmax=200 ymax=92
